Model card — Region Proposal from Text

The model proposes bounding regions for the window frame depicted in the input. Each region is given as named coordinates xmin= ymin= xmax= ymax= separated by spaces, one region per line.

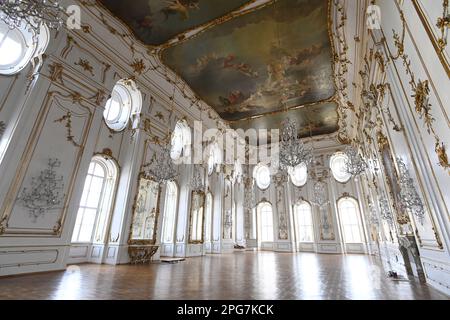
xmin=170 ymin=119 xmax=191 ymax=161
xmin=204 ymin=191 xmax=214 ymax=242
xmin=330 ymin=152 xmax=352 ymax=183
xmin=0 ymin=22 xmax=49 ymax=75
xmin=257 ymin=202 xmax=274 ymax=243
xmin=289 ymin=163 xmax=308 ymax=187
xmin=71 ymin=155 xmax=119 ymax=244
xmin=293 ymin=201 xmax=315 ymax=243
xmin=161 ymin=181 xmax=179 ymax=244
xmin=337 ymin=196 xmax=364 ymax=244
xmin=253 ymin=163 xmax=271 ymax=190
xmin=103 ymin=79 xmax=142 ymax=132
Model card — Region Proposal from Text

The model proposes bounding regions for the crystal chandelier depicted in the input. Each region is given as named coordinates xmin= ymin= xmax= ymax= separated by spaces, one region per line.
xmin=0 ymin=0 xmax=65 ymax=36
xmin=343 ymin=146 xmax=368 ymax=179
xmin=190 ymin=164 xmax=204 ymax=192
xmin=279 ymin=118 xmax=313 ymax=170
xmin=144 ymin=144 xmax=178 ymax=185
xmin=397 ymin=158 xmax=425 ymax=225
xmin=378 ymin=194 xmax=393 ymax=226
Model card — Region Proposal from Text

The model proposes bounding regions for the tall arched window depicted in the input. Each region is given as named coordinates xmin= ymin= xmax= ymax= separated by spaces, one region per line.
xmin=161 ymin=181 xmax=178 ymax=244
xmin=337 ymin=197 xmax=363 ymax=243
xmin=0 ymin=21 xmax=49 ymax=75
xmin=257 ymin=202 xmax=274 ymax=242
xmin=72 ymin=156 xmax=119 ymax=243
xmin=294 ymin=201 xmax=314 ymax=242
xmin=204 ymin=192 xmax=213 ymax=242
xmin=103 ymin=79 xmax=142 ymax=132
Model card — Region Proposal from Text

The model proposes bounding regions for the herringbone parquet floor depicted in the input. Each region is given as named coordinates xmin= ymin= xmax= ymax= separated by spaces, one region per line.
xmin=0 ymin=252 xmax=447 ymax=300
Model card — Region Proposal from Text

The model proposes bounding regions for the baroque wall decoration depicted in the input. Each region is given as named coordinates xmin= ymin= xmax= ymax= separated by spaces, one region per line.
xmin=388 ymin=9 xmax=449 ymax=172
xmin=74 ymin=58 xmax=95 ymax=77
xmin=275 ymin=173 xmax=288 ymax=240
xmin=54 ymin=111 xmax=82 ymax=148
xmin=332 ymin=0 xmax=353 ymax=144
xmin=411 ymin=0 xmax=450 ymax=77
xmin=397 ymin=158 xmax=426 ymax=225
xmin=16 ymin=159 xmax=65 ymax=223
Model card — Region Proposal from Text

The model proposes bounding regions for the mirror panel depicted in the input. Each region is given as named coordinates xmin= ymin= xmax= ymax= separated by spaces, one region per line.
xmin=189 ymin=191 xmax=205 ymax=244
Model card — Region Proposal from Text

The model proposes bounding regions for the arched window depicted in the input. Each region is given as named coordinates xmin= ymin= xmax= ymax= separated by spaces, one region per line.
xmin=257 ymin=202 xmax=274 ymax=242
xmin=204 ymin=192 xmax=213 ymax=242
xmin=161 ymin=181 xmax=178 ymax=244
xmin=104 ymin=79 xmax=142 ymax=132
xmin=337 ymin=197 xmax=364 ymax=243
xmin=294 ymin=201 xmax=314 ymax=242
xmin=0 ymin=22 xmax=49 ymax=75
xmin=253 ymin=163 xmax=271 ymax=190
xmin=170 ymin=119 xmax=191 ymax=161
xmin=330 ymin=152 xmax=351 ymax=183
xmin=72 ymin=155 xmax=119 ymax=243
xmin=289 ymin=163 xmax=308 ymax=187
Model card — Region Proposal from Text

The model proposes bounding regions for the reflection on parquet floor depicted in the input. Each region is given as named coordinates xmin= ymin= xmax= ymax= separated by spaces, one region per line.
xmin=0 ymin=252 xmax=447 ymax=300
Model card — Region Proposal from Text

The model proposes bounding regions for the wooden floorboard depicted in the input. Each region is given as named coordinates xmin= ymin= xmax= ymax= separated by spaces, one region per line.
xmin=0 ymin=252 xmax=447 ymax=300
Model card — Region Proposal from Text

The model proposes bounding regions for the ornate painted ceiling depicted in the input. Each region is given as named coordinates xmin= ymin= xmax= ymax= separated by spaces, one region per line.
xmin=100 ymin=0 xmax=251 ymax=45
xmin=101 ymin=0 xmax=338 ymax=138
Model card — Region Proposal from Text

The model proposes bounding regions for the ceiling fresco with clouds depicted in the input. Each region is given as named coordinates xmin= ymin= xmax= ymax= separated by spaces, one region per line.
xmin=230 ymin=102 xmax=339 ymax=141
xmin=161 ymin=0 xmax=336 ymax=127
xmin=100 ymin=0 xmax=252 ymax=45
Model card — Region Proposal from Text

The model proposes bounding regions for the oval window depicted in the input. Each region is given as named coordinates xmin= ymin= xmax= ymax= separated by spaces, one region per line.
xmin=254 ymin=164 xmax=271 ymax=190
xmin=330 ymin=152 xmax=351 ymax=183
xmin=289 ymin=163 xmax=308 ymax=187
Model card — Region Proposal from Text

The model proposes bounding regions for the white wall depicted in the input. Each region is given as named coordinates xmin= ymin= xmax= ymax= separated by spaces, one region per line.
xmin=340 ymin=0 xmax=450 ymax=295
xmin=0 ymin=0 xmax=229 ymax=275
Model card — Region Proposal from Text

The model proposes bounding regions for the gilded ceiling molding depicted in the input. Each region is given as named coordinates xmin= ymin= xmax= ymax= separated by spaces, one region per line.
xmin=156 ymin=0 xmax=276 ymax=51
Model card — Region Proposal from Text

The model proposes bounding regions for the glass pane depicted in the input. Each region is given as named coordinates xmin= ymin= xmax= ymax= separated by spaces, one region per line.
xmin=339 ymin=198 xmax=363 ymax=243
xmin=71 ymin=208 xmax=84 ymax=242
xmin=162 ymin=184 xmax=177 ymax=243
xmin=331 ymin=153 xmax=351 ymax=182
xmin=79 ymin=175 xmax=93 ymax=207
xmin=92 ymin=163 xmax=105 ymax=177
xmin=77 ymin=209 xmax=97 ymax=242
xmin=85 ymin=177 xmax=104 ymax=208
xmin=104 ymin=95 xmax=122 ymax=122
xmin=0 ymin=28 xmax=23 ymax=66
